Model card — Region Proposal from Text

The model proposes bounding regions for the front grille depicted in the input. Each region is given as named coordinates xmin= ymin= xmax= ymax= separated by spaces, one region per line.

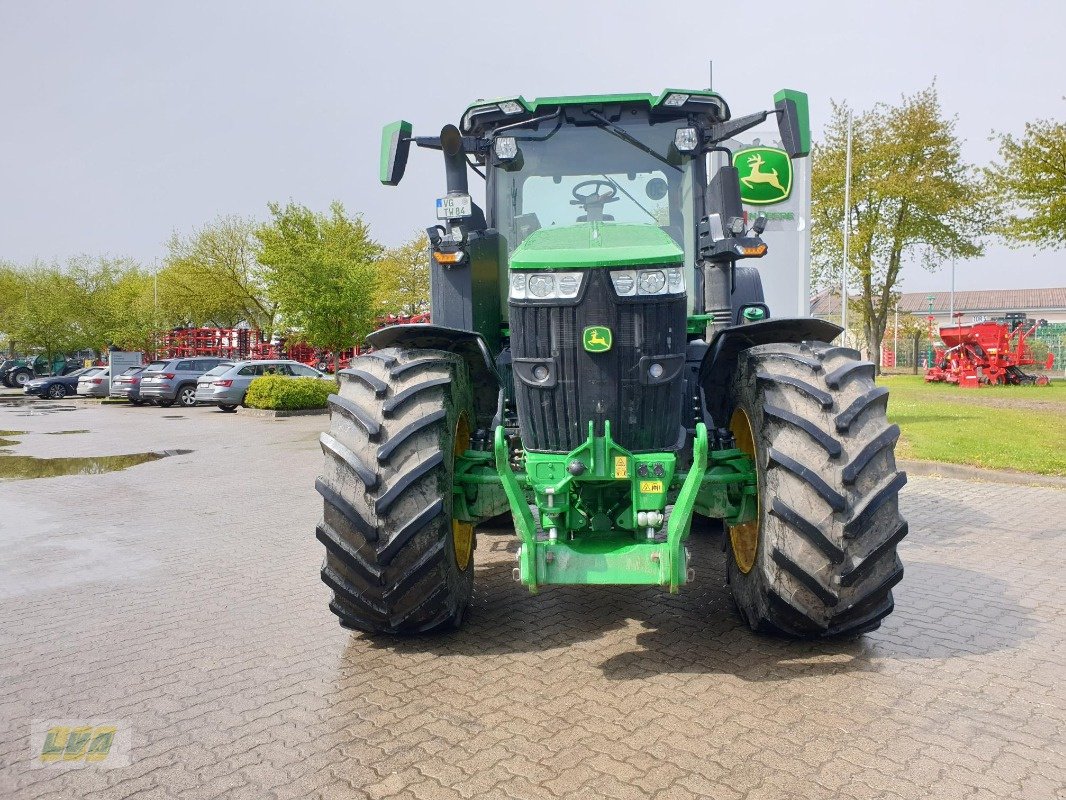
xmin=509 ymin=270 xmax=686 ymax=453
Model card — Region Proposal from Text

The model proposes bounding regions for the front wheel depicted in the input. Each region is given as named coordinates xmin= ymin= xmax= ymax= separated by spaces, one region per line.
xmin=48 ymin=384 xmax=67 ymax=399
xmin=725 ymin=341 xmax=907 ymax=638
xmin=12 ymin=369 xmax=32 ymax=388
xmin=315 ymin=347 xmax=476 ymax=634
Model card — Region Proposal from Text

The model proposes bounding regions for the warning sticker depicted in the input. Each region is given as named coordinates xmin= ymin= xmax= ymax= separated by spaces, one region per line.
xmin=614 ymin=456 xmax=628 ymax=479
xmin=639 ymin=480 xmax=664 ymax=494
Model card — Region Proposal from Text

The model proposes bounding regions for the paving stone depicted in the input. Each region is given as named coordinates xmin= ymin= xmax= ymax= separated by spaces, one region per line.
xmin=0 ymin=402 xmax=1063 ymax=800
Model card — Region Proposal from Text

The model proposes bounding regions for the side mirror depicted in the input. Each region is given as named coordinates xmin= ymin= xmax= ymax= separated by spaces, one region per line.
xmin=380 ymin=120 xmax=413 ymax=186
xmin=773 ymin=89 xmax=810 ymax=159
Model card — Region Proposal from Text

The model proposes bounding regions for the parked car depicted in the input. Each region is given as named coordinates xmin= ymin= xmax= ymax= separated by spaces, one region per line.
xmin=109 ymin=365 xmax=148 ymax=405
xmin=23 ymin=367 xmax=96 ymax=399
xmin=139 ymin=357 xmax=232 ymax=408
xmin=195 ymin=360 xmax=329 ymax=411
xmin=76 ymin=367 xmax=111 ymax=398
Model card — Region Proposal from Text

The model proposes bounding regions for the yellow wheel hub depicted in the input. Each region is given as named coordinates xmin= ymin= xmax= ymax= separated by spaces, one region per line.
xmin=728 ymin=407 xmax=761 ymax=574
xmin=452 ymin=412 xmax=473 ymax=570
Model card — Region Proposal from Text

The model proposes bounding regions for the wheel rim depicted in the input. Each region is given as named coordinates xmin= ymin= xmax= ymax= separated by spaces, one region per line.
xmin=728 ymin=407 xmax=761 ymax=574
xmin=451 ymin=411 xmax=474 ymax=570
xmin=15 ymin=374 xmax=28 ymax=386
xmin=180 ymin=389 xmax=195 ymax=406
xmin=49 ymin=385 xmax=64 ymax=398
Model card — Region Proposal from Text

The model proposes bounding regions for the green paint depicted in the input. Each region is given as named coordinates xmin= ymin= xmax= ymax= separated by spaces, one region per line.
xmin=664 ymin=423 xmax=707 ymax=591
xmin=733 ymin=146 xmax=793 ymax=205
xmin=583 ymin=326 xmax=612 ymax=353
xmin=462 ymin=88 xmax=729 ymax=124
xmin=773 ymin=89 xmax=811 ymax=157
xmin=509 ymin=223 xmax=683 ymax=270
xmin=379 ymin=119 xmax=412 ymax=186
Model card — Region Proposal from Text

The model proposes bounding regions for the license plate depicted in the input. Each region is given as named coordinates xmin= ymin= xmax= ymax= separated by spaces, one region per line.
xmin=435 ymin=194 xmax=472 ymax=220
xmin=198 ymin=384 xmax=210 ymax=391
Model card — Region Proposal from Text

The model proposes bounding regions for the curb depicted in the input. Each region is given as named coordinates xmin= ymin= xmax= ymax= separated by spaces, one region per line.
xmin=236 ymin=407 xmax=328 ymax=419
xmin=899 ymin=459 xmax=1066 ymax=490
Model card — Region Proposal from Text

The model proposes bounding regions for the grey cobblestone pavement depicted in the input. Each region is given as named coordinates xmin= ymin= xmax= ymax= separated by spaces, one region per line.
xmin=0 ymin=400 xmax=1063 ymax=800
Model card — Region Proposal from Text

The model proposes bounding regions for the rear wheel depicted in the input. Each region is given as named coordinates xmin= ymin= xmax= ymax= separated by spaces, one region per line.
xmin=218 ymin=404 xmax=238 ymax=413
xmin=12 ymin=369 xmax=32 ymax=387
xmin=177 ymin=386 xmax=197 ymax=407
xmin=315 ymin=347 xmax=476 ymax=634
xmin=725 ymin=341 xmax=907 ymax=638
xmin=48 ymin=384 xmax=67 ymax=399
xmin=158 ymin=399 xmax=174 ymax=408
xmin=130 ymin=399 xmax=144 ymax=406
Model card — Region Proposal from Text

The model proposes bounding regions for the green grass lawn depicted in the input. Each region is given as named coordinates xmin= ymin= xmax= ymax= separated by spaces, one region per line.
xmin=880 ymin=374 xmax=1066 ymax=476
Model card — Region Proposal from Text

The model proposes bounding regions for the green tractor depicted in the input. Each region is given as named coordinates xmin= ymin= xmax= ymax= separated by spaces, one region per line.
xmin=314 ymin=86 xmax=906 ymax=638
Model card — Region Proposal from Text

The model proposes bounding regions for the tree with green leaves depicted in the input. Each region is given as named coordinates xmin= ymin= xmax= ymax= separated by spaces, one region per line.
xmin=161 ymin=216 xmax=277 ymax=333
xmin=255 ymin=201 xmax=383 ymax=372
xmin=375 ymin=232 xmax=430 ymax=316
xmin=811 ymin=85 xmax=989 ymax=369
xmin=986 ymin=116 xmax=1066 ymax=249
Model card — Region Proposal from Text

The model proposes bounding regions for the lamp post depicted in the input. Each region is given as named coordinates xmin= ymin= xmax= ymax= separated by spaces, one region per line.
xmin=926 ymin=294 xmax=936 ymax=367
xmin=840 ymin=109 xmax=853 ymax=348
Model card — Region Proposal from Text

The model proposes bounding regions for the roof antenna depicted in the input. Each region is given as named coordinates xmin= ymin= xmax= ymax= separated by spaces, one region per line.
xmin=708 ymin=60 xmax=713 ymax=91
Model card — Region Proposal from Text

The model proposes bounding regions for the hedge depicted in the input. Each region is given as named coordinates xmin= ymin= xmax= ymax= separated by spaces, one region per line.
xmin=244 ymin=376 xmax=338 ymax=410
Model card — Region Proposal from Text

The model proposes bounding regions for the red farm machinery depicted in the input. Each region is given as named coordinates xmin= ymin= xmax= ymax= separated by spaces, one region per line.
xmin=925 ymin=314 xmax=1054 ymax=388
xmin=156 ymin=314 xmax=430 ymax=370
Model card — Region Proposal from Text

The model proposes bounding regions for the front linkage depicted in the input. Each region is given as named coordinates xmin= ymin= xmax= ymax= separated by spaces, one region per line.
xmin=464 ymin=422 xmax=758 ymax=593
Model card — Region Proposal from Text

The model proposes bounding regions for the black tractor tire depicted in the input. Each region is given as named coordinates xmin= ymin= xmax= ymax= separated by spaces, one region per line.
xmin=12 ymin=369 xmax=32 ymax=388
xmin=176 ymin=385 xmax=197 ymax=407
xmin=315 ymin=346 xmax=477 ymax=635
xmin=47 ymin=384 xmax=67 ymax=399
xmin=218 ymin=404 xmax=238 ymax=413
xmin=724 ymin=341 xmax=907 ymax=638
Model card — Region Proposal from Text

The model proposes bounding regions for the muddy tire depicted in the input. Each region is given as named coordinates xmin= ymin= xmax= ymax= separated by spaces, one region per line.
xmin=725 ymin=341 xmax=907 ymax=638
xmin=315 ymin=347 xmax=476 ymax=635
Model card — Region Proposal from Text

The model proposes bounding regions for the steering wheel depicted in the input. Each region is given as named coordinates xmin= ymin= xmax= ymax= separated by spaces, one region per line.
xmin=570 ymin=179 xmax=619 ymax=207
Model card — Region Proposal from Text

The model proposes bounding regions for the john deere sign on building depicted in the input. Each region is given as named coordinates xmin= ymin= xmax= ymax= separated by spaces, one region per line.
xmin=713 ymin=134 xmax=811 ymax=317
xmin=733 ymin=147 xmax=793 ymax=205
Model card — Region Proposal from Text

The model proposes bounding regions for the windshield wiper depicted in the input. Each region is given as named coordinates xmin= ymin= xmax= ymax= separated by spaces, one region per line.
xmin=600 ymin=175 xmax=659 ymax=223
xmin=587 ymin=110 xmax=680 ymax=172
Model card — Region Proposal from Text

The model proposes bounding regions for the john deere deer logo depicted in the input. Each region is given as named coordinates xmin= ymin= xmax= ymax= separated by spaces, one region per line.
xmin=733 ymin=147 xmax=793 ymax=205
xmin=583 ymin=326 xmax=612 ymax=353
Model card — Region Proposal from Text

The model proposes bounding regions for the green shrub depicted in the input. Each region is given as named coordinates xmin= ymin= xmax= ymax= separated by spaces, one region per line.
xmin=244 ymin=376 xmax=338 ymax=410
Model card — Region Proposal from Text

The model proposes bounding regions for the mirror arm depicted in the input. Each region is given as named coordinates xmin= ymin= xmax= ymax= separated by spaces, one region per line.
xmin=705 ymin=111 xmax=770 ymax=148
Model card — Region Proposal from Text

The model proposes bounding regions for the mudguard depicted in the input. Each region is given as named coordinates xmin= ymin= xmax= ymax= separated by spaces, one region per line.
xmin=698 ymin=318 xmax=843 ymax=426
xmin=365 ymin=323 xmax=501 ymax=428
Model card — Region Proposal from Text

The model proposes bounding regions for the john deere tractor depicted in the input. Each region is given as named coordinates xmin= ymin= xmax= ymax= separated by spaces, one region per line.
xmin=314 ymin=86 xmax=907 ymax=638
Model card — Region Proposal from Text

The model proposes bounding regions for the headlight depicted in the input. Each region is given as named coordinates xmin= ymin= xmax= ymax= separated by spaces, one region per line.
xmin=611 ymin=267 xmax=685 ymax=297
xmin=638 ymin=270 xmax=666 ymax=294
xmin=673 ymin=127 xmax=700 ymax=152
xmin=494 ymin=137 xmax=518 ymax=161
xmin=610 ymin=270 xmax=636 ymax=297
xmin=509 ymin=271 xmax=585 ymax=300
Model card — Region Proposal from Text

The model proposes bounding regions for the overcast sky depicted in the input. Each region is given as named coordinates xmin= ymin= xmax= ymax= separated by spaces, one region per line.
xmin=1 ymin=0 xmax=1063 ymax=295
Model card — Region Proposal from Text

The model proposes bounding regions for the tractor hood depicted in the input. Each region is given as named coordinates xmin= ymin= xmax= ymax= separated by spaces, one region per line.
xmin=509 ymin=223 xmax=683 ymax=270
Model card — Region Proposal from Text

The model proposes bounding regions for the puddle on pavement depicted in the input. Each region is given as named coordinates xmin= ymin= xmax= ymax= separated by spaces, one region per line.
xmin=0 ymin=428 xmax=193 ymax=480
xmin=44 ymin=429 xmax=89 ymax=435
xmin=161 ymin=415 xmax=185 ymax=420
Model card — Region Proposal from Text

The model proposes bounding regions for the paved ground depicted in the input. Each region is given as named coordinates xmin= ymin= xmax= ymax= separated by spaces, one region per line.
xmin=1 ymin=398 xmax=1064 ymax=800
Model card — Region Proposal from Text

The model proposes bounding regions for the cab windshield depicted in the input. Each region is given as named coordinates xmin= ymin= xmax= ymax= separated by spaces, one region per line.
xmin=491 ymin=118 xmax=698 ymax=268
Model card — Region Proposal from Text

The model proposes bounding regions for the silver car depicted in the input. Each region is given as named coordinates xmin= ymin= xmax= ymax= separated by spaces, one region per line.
xmin=195 ymin=360 xmax=329 ymax=411
xmin=76 ymin=366 xmax=110 ymax=397
xmin=139 ymin=357 xmax=232 ymax=408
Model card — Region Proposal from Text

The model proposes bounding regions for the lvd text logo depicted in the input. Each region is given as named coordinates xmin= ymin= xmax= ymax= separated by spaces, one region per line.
xmin=32 ymin=721 xmax=130 ymax=768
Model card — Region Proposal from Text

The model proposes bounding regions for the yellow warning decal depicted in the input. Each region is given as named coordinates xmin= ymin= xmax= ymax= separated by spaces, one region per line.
xmin=640 ymin=480 xmax=664 ymax=494
xmin=614 ymin=456 xmax=628 ymax=478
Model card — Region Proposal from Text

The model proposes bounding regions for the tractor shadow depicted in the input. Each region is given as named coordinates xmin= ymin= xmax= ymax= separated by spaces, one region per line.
xmin=361 ymin=515 xmax=1037 ymax=682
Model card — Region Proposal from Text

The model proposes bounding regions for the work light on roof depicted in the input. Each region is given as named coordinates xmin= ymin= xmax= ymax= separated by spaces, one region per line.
xmin=663 ymin=93 xmax=690 ymax=107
